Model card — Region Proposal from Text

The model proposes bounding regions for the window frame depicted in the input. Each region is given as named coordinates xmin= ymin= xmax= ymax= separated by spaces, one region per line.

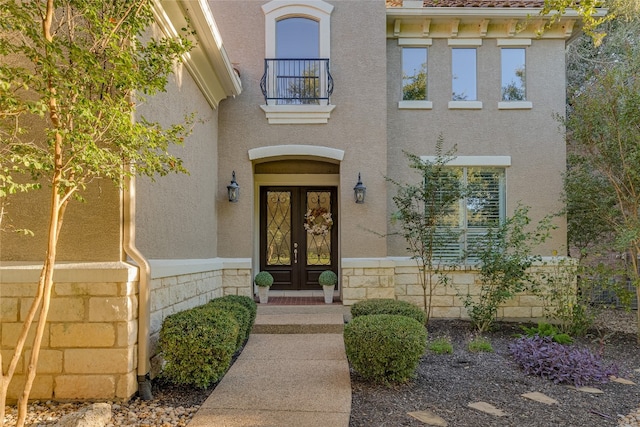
xmin=398 ymin=38 xmax=432 ymax=110
xmin=448 ymin=39 xmax=483 ymax=110
xmin=420 ymin=156 xmax=510 ymax=263
xmin=497 ymin=39 xmax=533 ymax=110
xmin=261 ymin=0 xmax=335 ymax=124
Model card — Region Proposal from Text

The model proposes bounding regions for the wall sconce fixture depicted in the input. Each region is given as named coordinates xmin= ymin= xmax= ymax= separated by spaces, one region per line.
xmin=227 ymin=171 xmax=239 ymax=203
xmin=354 ymin=172 xmax=366 ymax=204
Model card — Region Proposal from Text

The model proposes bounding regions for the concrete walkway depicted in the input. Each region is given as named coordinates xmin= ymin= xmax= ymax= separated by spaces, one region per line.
xmin=189 ymin=305 xmax=352 ymax=427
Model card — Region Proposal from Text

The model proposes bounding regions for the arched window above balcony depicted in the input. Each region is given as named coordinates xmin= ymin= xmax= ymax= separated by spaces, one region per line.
xmin=261 ymin=1 xmax=335 ymax=124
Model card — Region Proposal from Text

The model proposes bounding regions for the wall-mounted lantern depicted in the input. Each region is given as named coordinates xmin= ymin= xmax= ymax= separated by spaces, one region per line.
xmin=354 ymin=173 xmax=366 ymax=204
xmin=227 ymin=171 xmax=239 ymax=203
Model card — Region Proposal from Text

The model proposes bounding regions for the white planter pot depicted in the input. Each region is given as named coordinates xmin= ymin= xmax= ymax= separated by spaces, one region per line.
xmin=258 ymin=287 xmax=269 ymax=304
xmin=322 ymin=285 xmax=334 ymax=304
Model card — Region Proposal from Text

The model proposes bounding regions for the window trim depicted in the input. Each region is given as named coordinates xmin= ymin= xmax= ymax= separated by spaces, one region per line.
xmin=261 ymin=1 xmax=334 ymax=124
xmin=400 ymin=44 xmax=430 ymax=109
xmin=262 ymin=1 xmax=333 ymax=58
xmin=498 ymin=39 xmax=532 ymax=109
xmin=450 ymin=46 xmax=479 ymax=106
xmin=418 ymin=157 xmax=510 ymax=263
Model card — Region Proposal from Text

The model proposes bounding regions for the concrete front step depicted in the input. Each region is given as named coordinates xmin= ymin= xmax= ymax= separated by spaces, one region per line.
xmin=252 ymin=305 xmax=349 ymax=334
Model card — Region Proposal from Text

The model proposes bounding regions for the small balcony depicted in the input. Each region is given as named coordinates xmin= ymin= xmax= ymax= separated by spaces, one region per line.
xmin=261 ymin=58 xmax=333 ymax=106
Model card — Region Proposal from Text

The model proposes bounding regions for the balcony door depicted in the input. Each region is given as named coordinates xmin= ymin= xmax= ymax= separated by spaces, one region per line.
xmin=269 ymin=17 xmax=326 ymax=105
xmin=260 ymin=187 xmax=338 ymax=291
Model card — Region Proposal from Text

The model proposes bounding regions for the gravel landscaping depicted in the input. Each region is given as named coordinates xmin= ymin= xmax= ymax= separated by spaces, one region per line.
xmin=350 ymin=310 xmax=640 ymax=427
xmin=3 ymin=309 xmax=639 ymax=427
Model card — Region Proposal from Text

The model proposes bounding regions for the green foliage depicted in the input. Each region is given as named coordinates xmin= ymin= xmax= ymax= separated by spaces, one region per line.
xmin=207 ymin=299 xmax=251 ymax=350
xmin=402 ymin=63 xmax=427 ymax=101
xmin=254 ymin=271 xmax=274 ymax=287
xmin=520 ymin=322 xmax=574 ymax=344
xmin=540 ymin=0 xmax=613 ymax=44
xmin=461 ymin=205 xmax=553 ymax=332
xmin=387 ymin=136 xmax=464 ymax=324
xmin=217 ymin=295 xmax=257 ymax=328
xmin=344 ymin=314 xmax=427 ymax=385
xmin=0 ymin=0 xmax=194 ymax=204
xmin=350 ymin=298 xmax=427 ymax=325
xmin=0 ymin=0 xmax=197 ymax=415
xmin=319 ymin=270 xmax=338 ymax=286
xmin=468 ymin=336 xmax=493 ymax=353
xmin=534 ymin=256 xmax=594 ymax=337
xmin=563 ymin=19 xmax=640 ymax=340
xmin=159 ymin=305 xmax=238 ymax=389
xmin=428 ymin=336 xmax=453 ymax=354
xmin=563 ymin=162 xmax=617 ymax=258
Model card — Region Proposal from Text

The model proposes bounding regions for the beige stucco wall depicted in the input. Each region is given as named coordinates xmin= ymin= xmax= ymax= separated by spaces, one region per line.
xmin=211 ymin=0 xmax=389 ymax=260
xmin=0 ymin=159 xmax=121 ymax=262
xmin=386 ymin=37 xmax=568 ymax=256
xmin=135 ymin=57 xmax=221 ymax=259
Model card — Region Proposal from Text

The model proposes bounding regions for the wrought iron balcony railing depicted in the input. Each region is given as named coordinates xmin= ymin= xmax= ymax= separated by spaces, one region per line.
xmin=260 ymin=58 xmax=333 ymax=105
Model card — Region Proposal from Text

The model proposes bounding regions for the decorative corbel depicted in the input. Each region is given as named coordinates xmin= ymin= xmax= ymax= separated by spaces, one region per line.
xmin=479 ymin=19 xmax=490 ymax=37
xmin=563 ymin=19 xmax=576 ymax=38
xmin=451 ymin=19 xmax=460 ymax=38
xmin=422 ymin=18 xmax=431 ymax=37
xmin=507 ymin=19 xmax=518 ymax=37
xmin=394 ymin=19 xmax=402 ymax=37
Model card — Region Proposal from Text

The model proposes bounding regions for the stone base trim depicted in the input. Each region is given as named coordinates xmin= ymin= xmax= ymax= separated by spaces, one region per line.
xmin=341 ymin=257 xmax=569 ymax=322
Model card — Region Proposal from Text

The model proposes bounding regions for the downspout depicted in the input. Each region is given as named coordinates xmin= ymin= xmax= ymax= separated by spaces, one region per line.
xmin=122 ymin=169 xmax=154 ymax=400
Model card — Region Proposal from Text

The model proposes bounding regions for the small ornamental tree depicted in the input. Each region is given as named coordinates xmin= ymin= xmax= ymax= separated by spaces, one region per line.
xmin=387 ymin=136 xmax=464 ymax=325
xmin=563 ymin=26 xmax=640 ymax=342
xmin=462 ymin=205 xmax=553 ymax=332
xmin=0 ymin=1 xmax=193 ymax=424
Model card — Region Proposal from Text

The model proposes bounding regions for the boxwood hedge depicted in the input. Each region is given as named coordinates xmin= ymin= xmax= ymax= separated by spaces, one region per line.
xmin=344 ymin=314 xmax=427 ymax=384
xmin=350 ymin=298 xmax=426 ymax=325
xmin=159 ymin=305 xmax=238 ymax=389
xmin=207 ymin=299 xmax=251 ymax=350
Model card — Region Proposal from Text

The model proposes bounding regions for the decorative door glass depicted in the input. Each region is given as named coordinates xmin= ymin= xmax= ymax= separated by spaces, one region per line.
xmin=304 ymin=190 xmax=332 ymax=266
xmin=266 ymin=191 xmax=291 ymax=266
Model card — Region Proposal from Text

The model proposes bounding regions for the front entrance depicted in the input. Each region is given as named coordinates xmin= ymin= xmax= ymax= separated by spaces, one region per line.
xmin=260 ymin=186 xmax=338 ymax=290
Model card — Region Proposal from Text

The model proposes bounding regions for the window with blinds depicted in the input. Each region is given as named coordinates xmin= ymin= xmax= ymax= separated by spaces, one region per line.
xmin=434 ymin=167 xmax=505 ymax=263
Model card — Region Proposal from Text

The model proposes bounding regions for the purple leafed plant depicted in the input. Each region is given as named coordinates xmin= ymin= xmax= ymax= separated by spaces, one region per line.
xmin=509 ymin=336 xmax=618 ymax=387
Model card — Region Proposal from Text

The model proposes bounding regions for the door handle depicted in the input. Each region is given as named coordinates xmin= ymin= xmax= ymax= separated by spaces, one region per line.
xmin=293 ymin=243 xmax=298 ymax=264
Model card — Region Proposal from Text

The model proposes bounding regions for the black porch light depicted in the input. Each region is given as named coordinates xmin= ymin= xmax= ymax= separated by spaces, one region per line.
xmin=354 ymin=172 xmax=366 ymax=204
xmin=227 ymin=171 xmax=240 ymax=203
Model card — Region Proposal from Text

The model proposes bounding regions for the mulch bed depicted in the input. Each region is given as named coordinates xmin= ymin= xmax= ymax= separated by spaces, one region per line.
xmin=349 ymin=318 xmax=640 ymax=427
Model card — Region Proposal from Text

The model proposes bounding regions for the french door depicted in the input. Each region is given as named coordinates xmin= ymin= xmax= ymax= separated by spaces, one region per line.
xmin=260 ymin=187 xmax=338 ymax=290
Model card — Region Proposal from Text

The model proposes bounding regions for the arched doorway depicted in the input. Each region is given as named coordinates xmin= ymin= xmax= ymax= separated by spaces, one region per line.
xmin=252 ymin=155 xmax=341 ymax=292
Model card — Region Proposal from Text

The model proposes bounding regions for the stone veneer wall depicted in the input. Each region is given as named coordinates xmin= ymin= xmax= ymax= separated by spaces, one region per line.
xmin=1 ymin=259 xmax=252 ymax=403
xmin=147 ymin=259 xmax=252 ymax=378
xmin=1 ymin=263 xmax=139 ymax=403
xmin=341 ymin=258 xmax=568 ymax=321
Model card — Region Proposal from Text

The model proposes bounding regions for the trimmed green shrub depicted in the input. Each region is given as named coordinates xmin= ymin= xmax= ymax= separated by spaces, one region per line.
xmin=159 ymin=306 xmax=238 ymax=389
xmin=207 ymin=299 xmax=251 ymax=350
xmin=254 ymin=271 xmax=274 ymax=287
xmin=350 ymin=298 xmax=426 ymax=325
xmin=319 ymin=270 xmax=338 ymax=286
xmin=217 ymin=294 xmax=258 ymax=328
xmin=344 ymin=314 xmax=427 ymax=384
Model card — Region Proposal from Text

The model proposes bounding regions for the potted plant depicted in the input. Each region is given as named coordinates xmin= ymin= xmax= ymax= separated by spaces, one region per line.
xmin=319 ymin=270 xmax=338 ymax=304
xmin=254 ymin=271 xmax=274 ymax=304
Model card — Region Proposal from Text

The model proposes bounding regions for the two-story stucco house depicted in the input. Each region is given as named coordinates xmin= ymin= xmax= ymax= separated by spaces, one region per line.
xmin=1 ymin=0 xmax=582 ymax=402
